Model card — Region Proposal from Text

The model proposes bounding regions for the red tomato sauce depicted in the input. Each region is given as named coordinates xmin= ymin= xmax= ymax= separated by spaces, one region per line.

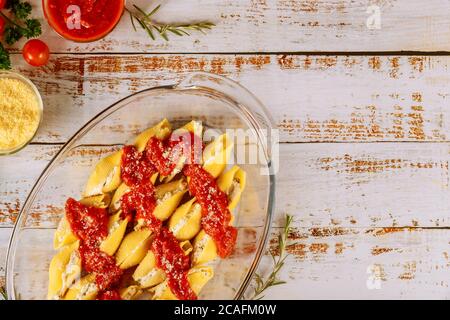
xmin=183 ymin=165 xmax=237 ymax=258
xmin=121 ymin=182 xmax=160 ymax=231
xmin=97 ymin=290 xmax=122 ymax=300
xmin=44 ymin=0 xmax=124 ymax=42
xmin=152 ymin=228 xmax=197 ymax=300
xmin=121 ymin=145 xmax=156 ymax=187
xmin=79 ymin=242 xmax=123 ymax=290
xmin=146 ymin=132 xmax=203 ymax=176
xmin=65 ymin=197 xmax=108 ymax=241
xmin=65 ymin=198 xmax=123 ymax=291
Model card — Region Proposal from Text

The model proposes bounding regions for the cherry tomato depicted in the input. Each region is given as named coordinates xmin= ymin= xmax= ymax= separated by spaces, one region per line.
xmin=22 ymin=39 xmax=50 ymax=67
xmin=0 ymin=17 xmax=5 ymax=36
xmin=0 ymin=0 xmax=6 ymax=10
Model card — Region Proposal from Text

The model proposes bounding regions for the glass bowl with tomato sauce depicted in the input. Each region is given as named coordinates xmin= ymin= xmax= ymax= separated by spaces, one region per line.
xmin=42 ymin=0 xmax=125 ymax=42
xmin=6 ymin=72 xmax=276 ymax=300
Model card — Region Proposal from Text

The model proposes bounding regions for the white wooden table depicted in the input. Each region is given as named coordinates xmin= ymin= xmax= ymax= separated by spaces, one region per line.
xmin=1 ymin=0 xmax=449 ymax=299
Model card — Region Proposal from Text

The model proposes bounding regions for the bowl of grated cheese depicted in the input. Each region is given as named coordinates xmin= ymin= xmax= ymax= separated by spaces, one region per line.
xmin=0 ymin=71 xmax=43 ymax=155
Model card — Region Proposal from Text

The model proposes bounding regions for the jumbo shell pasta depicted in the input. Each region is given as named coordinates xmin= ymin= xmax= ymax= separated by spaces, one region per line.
xmin=168 ymin=198 xmax=202 ymax=241
xmin=151 ymin=266 xmax=214 ymax=300
xmin=99 ymin=211 xmax=129 ymax=256
xmin=48 ymin=119 xmax=246 ymax=300
xmin=202 ymin=133 xmax=233 ymax=178
xmin=47 ymin=240 xmax=81 ymax=299
xmin=115 ymin=229 xmax=153 ymax=269
xmin=63 ymin=274 xmax=98 ymax=300
xmin=152 ymin=178 xmax=188 ymax=221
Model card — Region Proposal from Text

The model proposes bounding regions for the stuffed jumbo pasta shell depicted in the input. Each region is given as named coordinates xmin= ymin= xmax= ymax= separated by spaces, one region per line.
xmin=154 ymin=178 xmax=188 ymax=220
xmin=151 ymin=266 xmax=213 ymax=300
xmin=115 ymin=229 xmax=153 ymax=270
xmin=191 ymin=230 xmax=218 ymax=266
xmin=161 ymin=120 xmax=204 ymax=183
xmin=47 ymin=241 xmax=81 ymax=300
xmin=202 ymin=133 xmax=233 ymax=178
xmin=217 ymin=165 xmax=247 ymax=211
xmin=53 ymin=194 xmax=112 ymax=250
xmin=153 ymin=179 xmax=187 ymax=221
xmin=53 ymin=216 xmax=78 ymax=250
xmin=83 ymin=150 xmax=123 ymax=197
xmin=135 ymin=179 xmax=188 ymax=229
xmin=134 ymin=118 xmax=172 ymax=152
xmin=99 ymin=211 xmax=129 ymax=256
xmin=132 ymin=250 xmax=165 ymax=289
xmin=109 ymin=182 xmax=130 ymax=213
xmin=63 ymin=274 xmax=98 ymax=300
xmin=79 ymin=193 xmax=112 ymax=208
xmin=174 ymin=120 xmax=203 ymax=138
xmin=133 ymin=240 xmax=193 ymax=288
xmin=168 ymin=198 xmax=202 ymax=241
xmin=119 ymin=285 xmax=144 ymax=300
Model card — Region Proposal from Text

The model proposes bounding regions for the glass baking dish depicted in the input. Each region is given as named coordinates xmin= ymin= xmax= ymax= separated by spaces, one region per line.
xmin=5 ymin=72 xmax=276 ymax=300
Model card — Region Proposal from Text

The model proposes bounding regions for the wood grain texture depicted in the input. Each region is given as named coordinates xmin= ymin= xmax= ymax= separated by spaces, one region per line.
xmin=12 ymin=0 xmax=450 ymax=53
xmin=2 ymin=0 xmax=450 ymax=300
xmin=1 ymin=143 xmax=448 ymax=228
xmin=0 ymin=229 xmax=10 ymax=291
xmin=0 ymin=223 xmax=448 ymax=299
xmin=8 ymin=54 xmax=450 ymax=143
xmin=261 ymin=225 xmax=450 ymax=299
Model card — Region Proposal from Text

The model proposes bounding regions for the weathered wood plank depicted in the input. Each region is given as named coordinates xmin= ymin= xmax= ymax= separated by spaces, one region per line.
xmin=0 ymin=228 xmax=11 ymax=292
xmin=8 ymin=54 xmax=450 ymax=143
xmin=260 ymin=225 xmax=450 ymax=299
xmin=1 ymin=143 xmax=448 ymax=228
xmin=0 ymin=225 xmax=448 ymax=299
xmin=12 ymin=0 xmax=450 ymax=53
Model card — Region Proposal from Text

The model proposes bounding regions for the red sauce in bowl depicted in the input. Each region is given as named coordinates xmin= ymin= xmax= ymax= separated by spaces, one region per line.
xmin=43 ymin=0 xmax=125 ymax=42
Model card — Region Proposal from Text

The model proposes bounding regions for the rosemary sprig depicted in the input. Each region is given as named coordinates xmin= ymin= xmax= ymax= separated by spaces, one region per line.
xmin=0 ymin=286 xmax=7 ymax=300
xmin=250 ymin=214 xmax=294 ymax=300
xmin=126 ymin=4 xmax=215 ymax=41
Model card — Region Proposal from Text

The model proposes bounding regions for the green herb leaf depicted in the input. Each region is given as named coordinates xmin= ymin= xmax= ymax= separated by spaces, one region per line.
xmin=0 ymin=43 xmax=12 ymax=70
xmin=125 ymin=5 xmax=215 ymax=41
xmin=248 ymin=214 xmax=294 ymax=300
xmin=133 ymin=4 xmax=150 ymax=18
xmin=147 ymin=4 xmax=161 ymax=18
xmin=130 ymin=12 xmax=137 ymax=32
xmin=7 ymin=0 xmax=32 ymax=19
xmin=4 ymin=25 xmax=23 ymax=45
xmin=23 ymin=18 xmax=41 ymax=38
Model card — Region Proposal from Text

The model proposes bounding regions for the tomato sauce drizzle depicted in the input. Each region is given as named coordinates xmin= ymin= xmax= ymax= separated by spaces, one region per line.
xmin=183 ymin=165 xmax=237 ymax=258
xmin=151 ymin=228 xmax=197 ymax=300
xmin=97 ymin=290 xmax=122 ymax=300
xmin=120 ymin=182 xmax=160 ymax=231
xmin=121 ymin=145 xmax=156 ymax=187
xmin=65 ymin=197 xmax=108 ymax=241
xmin=146 ymin=137 xmax=176 ymax=176
xmin=146 ymin=132 xmax=203 ymax=176
xmin=65 ymin=198 xmax=123 ymax=291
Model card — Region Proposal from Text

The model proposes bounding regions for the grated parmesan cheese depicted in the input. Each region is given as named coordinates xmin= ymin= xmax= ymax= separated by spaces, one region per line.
xmin=0 ymin=78 xmax=40 ymax=151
